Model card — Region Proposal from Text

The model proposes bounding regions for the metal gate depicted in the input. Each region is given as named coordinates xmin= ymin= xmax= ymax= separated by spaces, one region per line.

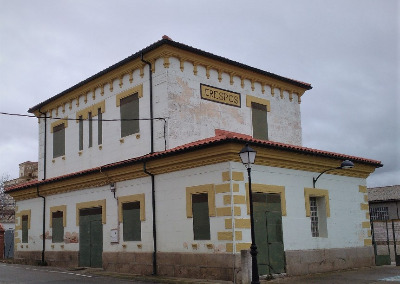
xmin=253 ymin=193 xmax=285 ymax=275
xmin=79 ymin=207 xmax=103 ymax=268
xmin=371 ymin=220 xmax=400 ymax=266
xmin=4 ymin=230 xmax=14 ymax=258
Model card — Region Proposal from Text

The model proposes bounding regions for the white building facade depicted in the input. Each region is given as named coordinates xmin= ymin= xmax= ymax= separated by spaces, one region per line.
xmin=7 ymin=37 xmax=381 ymax=282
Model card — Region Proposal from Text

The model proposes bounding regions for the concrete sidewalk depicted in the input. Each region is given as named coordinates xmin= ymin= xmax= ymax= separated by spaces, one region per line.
xmin=268 ymin=265 xmax=400 ymax=283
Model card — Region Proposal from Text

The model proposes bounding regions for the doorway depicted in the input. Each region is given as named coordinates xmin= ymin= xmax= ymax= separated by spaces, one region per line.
xmin=79 ymin=207 xmax=103 ymax=268
xmin=253 ymin=192 xmax=285 ymax=275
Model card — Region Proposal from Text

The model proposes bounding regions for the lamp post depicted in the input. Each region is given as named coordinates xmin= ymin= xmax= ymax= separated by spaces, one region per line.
xmin=313 ymin=160 xmax=354 ymax=188
xmin=239 ymin=144 xmax=259 ymax=284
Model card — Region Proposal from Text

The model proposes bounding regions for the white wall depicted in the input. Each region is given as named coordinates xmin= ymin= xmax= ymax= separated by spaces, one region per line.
xmin=15 ymin=161 xmax=368 ymax=256
xmin=165 ymin=57 xmax=302 ymax=149
xmin=37 ymin=56 xmax=303 ymax=180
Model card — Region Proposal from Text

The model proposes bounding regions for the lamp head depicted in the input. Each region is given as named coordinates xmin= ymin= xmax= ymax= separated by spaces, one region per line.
xmin=110 ymin=183 xmax=116 ymax=193
xmin=340 ymin=160 xmax=354 ymax=169
xmin=239 ymin=144 xmax=257 ymax=168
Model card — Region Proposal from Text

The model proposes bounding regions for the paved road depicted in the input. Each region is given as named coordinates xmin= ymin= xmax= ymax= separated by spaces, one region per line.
xmin=3 ymin=263 xmax=400 ymax=283
xmin=0 ymin=263 xmax=152 ymax=284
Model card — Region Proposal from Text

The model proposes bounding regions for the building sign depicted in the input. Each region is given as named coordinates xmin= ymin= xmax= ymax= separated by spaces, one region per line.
xmin=200 ymin=84 xmax=241 ymax=107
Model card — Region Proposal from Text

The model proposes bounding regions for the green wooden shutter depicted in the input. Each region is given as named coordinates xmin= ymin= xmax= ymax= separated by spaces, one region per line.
xmin=53 ymin=124 xmax=65 ymax=158
xmin=22 ymin=215 xmax=28 ymax=243
xmin=52 ymin=211 xmax=64 ymax=243
xmin=120 ymin=93 xmax=139 ymax=138
xmin=192 ymin=193 xmax=210 ymax=240
xmin=79 ymin=116 xmax=83 ymax=151
xmin=123 ymin=202 xmax=141 ymax=241
xmin=88 ymin=112 xmax=93 ymax=148
xmin=97 ymin=108 xmax=102 ymax=145
xmin=251 ymin=102 xmax=268 ymax=140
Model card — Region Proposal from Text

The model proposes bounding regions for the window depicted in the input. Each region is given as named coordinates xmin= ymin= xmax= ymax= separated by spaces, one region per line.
xmin=98 ymin=108 xmax=102 ymax=145
xmin=78 ymin=116 xmax=83 ymax=151
xmin=22 ymin=215 xmax=28 ymax=243
xmin=304 ymin=188 xmax=329 ymax=238
xmin=309 ymin=196 xmax=328 ymax=237
xmin=88 ymin=112 xmax=93 ymax=148
xmin=251 ymin=102 xmax=268 ymax=140
xmin=53 ymin=123 xmax=65 ymax=158
xmin=52 ymin=211 xmax=64 ymax=243
xmin=122 ymin=202 xmax=141 ymax=241
xmin=370 ymin=206 xmax=389 ymax=221
xmin=310 ymin=197 xmax=319 ymax=237
xmin=120 ymin=93 xmax=139 ymax=137
xmin=192 ymin=193 xmax=211 ymax=240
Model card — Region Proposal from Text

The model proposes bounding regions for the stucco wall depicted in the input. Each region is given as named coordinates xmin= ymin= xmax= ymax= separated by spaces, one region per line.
xmin=15 ymin=161 xmax=370 ymax=257
xmin=165 ymin=57 xmax=302 ymax=150
xmin=37 ymin=56 xmax=303 ymax=180
xmin=37 ymin=67 xmax=154 ymax=180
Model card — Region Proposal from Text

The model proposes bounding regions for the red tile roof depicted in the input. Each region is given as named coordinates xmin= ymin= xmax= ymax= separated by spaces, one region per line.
xmin=6 ymin=129 xmax=382 ymax=192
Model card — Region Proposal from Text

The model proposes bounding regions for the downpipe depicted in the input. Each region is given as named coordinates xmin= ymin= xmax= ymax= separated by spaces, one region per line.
xmin=143 ymin=161 xmax=157 ymax=275
xmin=36 ymin=186 xmax=47 ymax=266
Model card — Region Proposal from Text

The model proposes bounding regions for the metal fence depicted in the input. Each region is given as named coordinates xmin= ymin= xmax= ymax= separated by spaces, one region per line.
xmin=371 ymin=220 xmax=400 ymax=265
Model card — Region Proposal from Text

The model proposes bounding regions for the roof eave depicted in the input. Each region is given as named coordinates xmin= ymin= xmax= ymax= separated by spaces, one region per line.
xmin=28 ymin=38 xmax=312 ymax=114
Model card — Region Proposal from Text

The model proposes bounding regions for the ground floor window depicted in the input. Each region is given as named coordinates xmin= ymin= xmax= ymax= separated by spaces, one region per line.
xmin=310 ymin=197 xmax=319 ymax=237
xmin=122 ymin=201 xmax=141 ymax=241
xmin=192 ymin=193 xmax=211 ymax=240
xmin=309 ymin=196 xmax=328 ymax=238
xmin=22 ymin=215 xmax=28 ymax=243
xmin=52 ymin=211 xmax=64 ymax=243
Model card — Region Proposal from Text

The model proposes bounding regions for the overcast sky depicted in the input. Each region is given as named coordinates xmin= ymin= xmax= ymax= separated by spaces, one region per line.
xmin=0 ymin=0 xmax=398 ymax=187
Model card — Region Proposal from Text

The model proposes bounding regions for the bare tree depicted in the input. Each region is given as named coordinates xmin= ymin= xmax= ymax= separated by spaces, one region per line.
xmin=0 ymin=174 xmax=15 ymax=223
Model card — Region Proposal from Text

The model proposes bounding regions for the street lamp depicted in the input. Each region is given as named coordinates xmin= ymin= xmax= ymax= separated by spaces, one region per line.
xmin=313 ymin=160 xmax=354 ymax=188
xmin=239 ymin=144 xmax=259 ymax=284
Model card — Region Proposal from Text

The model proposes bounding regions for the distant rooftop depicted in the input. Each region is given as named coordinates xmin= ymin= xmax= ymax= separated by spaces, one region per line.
xmin=368 ymin=185 xmax=400 ymax=202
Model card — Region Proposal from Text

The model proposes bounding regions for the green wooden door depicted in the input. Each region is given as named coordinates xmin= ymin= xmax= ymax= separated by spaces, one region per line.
xmin=79 ymin=207 xmax=103 ymax=268
xmin=253 ymin=193 xmax=285 ymax=275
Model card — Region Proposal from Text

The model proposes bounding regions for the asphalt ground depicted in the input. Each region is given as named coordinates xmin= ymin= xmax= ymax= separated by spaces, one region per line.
xmin=2 ymin=261 xmax=400 ymax=283
xmin=91 ymin=265 xmax=400 ymax=283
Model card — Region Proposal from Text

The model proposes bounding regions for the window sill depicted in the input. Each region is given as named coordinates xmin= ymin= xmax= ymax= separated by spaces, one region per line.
xmin=52 ymin=156 xmax=66 ymax=163
xmin=78 ymin=151 xmax=83 ymax=156
xmin=120 ymin=133 xmax=141 ymax=143
xmin=99 ymin=145 xmax=103 ymax=150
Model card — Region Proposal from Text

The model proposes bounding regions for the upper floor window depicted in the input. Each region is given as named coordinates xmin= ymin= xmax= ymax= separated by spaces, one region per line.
xmin=97 ymin=108 xmax=102 ymax=145
xmin=53 ymin=123 xmax=65 ymax=158
xmin=78 ymin=116 xmax=83 ymax=151
xmin=120 ymin=93 xmax=139 ymax=137
xmin=251 ymin=102 xmax=268 ymax=140
xmin=88 ymin=112 xmax=93 ymax=148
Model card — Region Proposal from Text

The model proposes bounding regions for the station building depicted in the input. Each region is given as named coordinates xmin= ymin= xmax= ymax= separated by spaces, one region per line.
xmin=6 ymin=36 xmax=382 ymax=282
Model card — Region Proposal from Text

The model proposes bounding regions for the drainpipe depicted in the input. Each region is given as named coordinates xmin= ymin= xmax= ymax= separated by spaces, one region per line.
xmin=143 ymin=161 xmax=157 ymax=275
xmin=36 ymin=186 xmax=46 ymax=265
xmin=38 ymin=109 xmax=47 ymax=180
xmin=140 ymin=53 xmax=154 ymax=154
xmin=229 ymin=162 xmax=237 ymax=283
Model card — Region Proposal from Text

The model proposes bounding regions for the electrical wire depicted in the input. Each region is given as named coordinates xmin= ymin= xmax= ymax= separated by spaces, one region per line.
xmin=0 ymin=111 xmax=167 ymax=122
